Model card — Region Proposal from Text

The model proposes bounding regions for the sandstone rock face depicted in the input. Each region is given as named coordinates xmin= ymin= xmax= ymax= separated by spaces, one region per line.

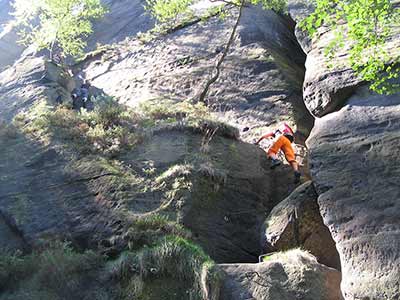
xmin=0 ymin=122 xmax=294 ymax=262
xmin=265 ymin=181 xmax=340 ymax=269
xmin=0 ymin=209 xmax=28 ymax=254
xmin=219 ymin=249 xmax=343 ymax=300
xmin=87 ymin=0 xmax=155 ymax=49
xmin=288 ymin=0 xmax=400 ymax=118
xmin=124 ymin=130 xmax=295 ymax=263
xmin=0 ymin=52 xmax=297 ymax=260
xmin=307 ymin=87 xmax=400 ymax=299
xmin=0 ymin=56 xmax=74 ymax=122
xmin=0 ymin=129 xmax=126 ymax=249
xmin=81 ymin=6 xmax=313 ymax=142
xmin=0 ymin=0 xmax=25 ymax=70
xmin=287 ymin=1 xmax=400 ymax=298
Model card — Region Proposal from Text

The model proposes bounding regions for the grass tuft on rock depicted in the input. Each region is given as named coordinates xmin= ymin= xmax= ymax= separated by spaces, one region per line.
xmin=15 ymin=97 xmax=143 ymax=156
xmin=0 ymin=241 xmax=106 ymax=299
xmin=107 ymin=235 xmax=222 ymax=300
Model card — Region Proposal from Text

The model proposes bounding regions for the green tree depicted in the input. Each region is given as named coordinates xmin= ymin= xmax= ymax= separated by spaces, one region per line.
xmin=12 ymin=0 xmax=107 ymax=61
xmin=301 ymin=0 xmax=400 ymax=94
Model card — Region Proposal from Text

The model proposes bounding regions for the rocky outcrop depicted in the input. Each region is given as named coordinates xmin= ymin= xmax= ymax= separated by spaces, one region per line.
xmin=0 ymin=209 xmax=28 ymax=254
xmin=219 ymin=249 xmax=343 ymax=300
xmin=0 ymin=52 xmax=297 ymax=261
xmin=307 ymin=87 xmax=400 ymax=300
xmin=285 ymin=2 xmax=400 ymax=298
xmin=265 ymin=181 xmax=340 ymax=269
xmin=87 ymin=0 xmax=155 ymax=49
xmin=0 ymin=1 xmax=25 ymax=70
xmin=288 ymin=0 xmax=400 ymax=118
xmin=80 ymin=5 xmax=313 ymax=142
xmin=0 ymin=55 xmax=75 ymax=122
xmin=122 ymin=130 xmax=295 ymax=263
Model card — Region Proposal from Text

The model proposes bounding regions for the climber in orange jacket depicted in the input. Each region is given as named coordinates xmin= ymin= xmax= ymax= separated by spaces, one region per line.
xmin=255 ymin=123 xmax=301 ymax=183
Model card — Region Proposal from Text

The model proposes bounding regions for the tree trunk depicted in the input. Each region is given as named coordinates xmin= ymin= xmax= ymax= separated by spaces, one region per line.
xmin=197 ymin=0 xmax=245 ymax=105
xmin=49 ymin=38 xmax=56 ymax=62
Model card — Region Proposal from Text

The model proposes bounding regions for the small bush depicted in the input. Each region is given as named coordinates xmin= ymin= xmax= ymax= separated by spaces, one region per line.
xmin=18 ymin=98 xmax=143 ymax=156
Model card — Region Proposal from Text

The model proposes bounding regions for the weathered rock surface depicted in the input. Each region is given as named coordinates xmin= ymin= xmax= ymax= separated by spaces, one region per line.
xmin=0 ymin=0 xmax=25 ymax=70
xmin=0 ymin=129 xmax=126 ymax=250
xmin=0 ymin=123 xmax=295 ymax=262
xmin=288 ymin=0 xmax=400 ymax=118
xmin=0 ymin=53 xmax=298 ymax=261
xmin=0 ymin=8 xmax=311 ymax=264
xmin=219 ymin=249 xmax=343 ymax=300
xmin=307 ymin=87 xmax=400 ymax=299
xmin=265 ymin=181 xmax=340 ymax=269
xmin=123 ymin=130 xmax=295 ymax=263
xmin=0 ymin=209 xmax=28 ymax=254
xmin=87 ymin=0 xmax=155 ymax=49
xmin=81 ymin=6 xmax=313 ymax=142
xmin=0 ymin=55 xmax=74 ymax=122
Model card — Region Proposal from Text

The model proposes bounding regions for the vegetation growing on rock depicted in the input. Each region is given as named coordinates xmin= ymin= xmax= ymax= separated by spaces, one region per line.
xmin=11 ymin=0 xmax=107 ymax=60
xmin=1 ymin=96 xmax=240 ymax=299
xmin=301 ymin=0 xmax=400 ymax=94
xmin=0 ymin=238 xmax=221 ymax=300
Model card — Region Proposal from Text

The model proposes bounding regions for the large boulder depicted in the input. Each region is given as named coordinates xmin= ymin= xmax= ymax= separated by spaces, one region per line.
xmin=307 ymin=87 xmax=400 ymax=299
xmin=219 ymin=249 xmax=343 ymax=300
xmin=265 ymin=181 xmax=340 ymax=269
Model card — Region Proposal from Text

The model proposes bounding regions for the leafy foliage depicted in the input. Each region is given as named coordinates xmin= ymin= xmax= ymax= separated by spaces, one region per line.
xmin=145 ymin=0 xmax=194 ymax=23
xmin=145 ymin=0 xmax=287 ymax=24
xmin=301 ymin=0 xmax=400 ymax=94
xmin=12 ymin=0 xmax=106 ymax=58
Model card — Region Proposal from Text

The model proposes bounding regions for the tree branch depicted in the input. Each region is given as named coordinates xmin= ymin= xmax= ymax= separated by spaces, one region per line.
xmin=197 ymin=0 xmax=245 ymax=104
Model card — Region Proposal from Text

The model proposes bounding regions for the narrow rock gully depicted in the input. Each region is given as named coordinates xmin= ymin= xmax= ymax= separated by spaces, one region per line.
xmin=197 ymin=11 xmax=344 ymax=300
